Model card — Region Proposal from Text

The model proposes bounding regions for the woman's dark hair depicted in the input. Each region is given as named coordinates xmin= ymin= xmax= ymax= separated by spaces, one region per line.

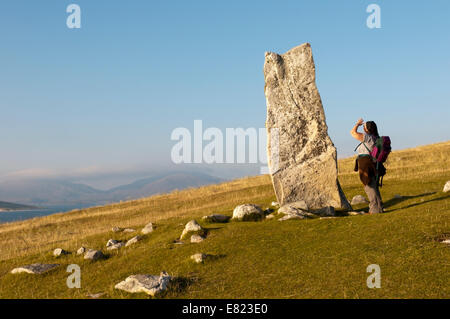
xmin=365 ymin=121 xmax=379 ymax=137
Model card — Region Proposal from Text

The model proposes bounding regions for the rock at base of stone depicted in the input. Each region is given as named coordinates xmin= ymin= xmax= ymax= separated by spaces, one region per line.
xmin=141 ymin=222 xmax=155 ymax=234
xmin=84 ymin=249 xmax=105 ymax=261
xmin=190 ymin=253 xmax=207 ymax=263
xmin=348 ymin=211 xmax=365 ymax=216
xmin=115 ymin=272 xmax=171 ymax=296
xmin=202 ymin=214 xmax=230 ymax=223
xmin=443 ymin=181 xmax=450 ymax=193
xmin=231 ymin=204 xmax=264 ymax=221
xmin=11 ymin=263 xmax=60 ymax=274
xmin=264 ymin=43 xmax=351 ymax=211
xmin=278 ymin=201 xmax=309 ymax=214
xmin=351 ymin=195 xmax=369 ymax=205
xmin=313 ymin=206 xmax=336 ymax=217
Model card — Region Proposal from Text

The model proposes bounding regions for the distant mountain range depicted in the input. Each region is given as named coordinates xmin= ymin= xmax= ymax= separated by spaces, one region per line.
xmin=0 ymin=171 xmax=223 ymax=207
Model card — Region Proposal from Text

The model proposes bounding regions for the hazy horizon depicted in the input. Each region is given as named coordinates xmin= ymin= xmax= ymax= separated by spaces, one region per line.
xmin=1 ymin=1 xmax=449 ymax=190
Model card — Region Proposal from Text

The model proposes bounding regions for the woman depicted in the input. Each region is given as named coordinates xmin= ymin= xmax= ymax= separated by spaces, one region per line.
xmin=350 ymin=118 xmax=383 ymax=214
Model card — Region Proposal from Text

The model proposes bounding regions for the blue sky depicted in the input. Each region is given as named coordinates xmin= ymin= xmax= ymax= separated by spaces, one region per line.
xmin=0 ymin=1 xmax=449 ymax=186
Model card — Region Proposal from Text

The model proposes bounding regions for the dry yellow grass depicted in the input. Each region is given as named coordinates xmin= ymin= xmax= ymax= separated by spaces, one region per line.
xmin=0 ymin=140 xmax=449 ymax=262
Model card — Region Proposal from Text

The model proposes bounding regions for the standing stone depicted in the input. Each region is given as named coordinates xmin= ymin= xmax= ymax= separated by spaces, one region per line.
xmin=264 ymin=43 xmax=351 ymax=210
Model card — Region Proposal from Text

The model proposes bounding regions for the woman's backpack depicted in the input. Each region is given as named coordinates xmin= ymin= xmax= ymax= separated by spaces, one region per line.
xmin=355 ymin=136 xmax=391 ymax=187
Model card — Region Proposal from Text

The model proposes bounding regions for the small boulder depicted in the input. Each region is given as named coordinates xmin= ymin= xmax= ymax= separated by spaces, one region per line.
xmin=111 ymin=227 xmax=123 ymax=233
xmin=77 ymin=247 xmax=86 ymax=255
xmin=180 ymin=220 xmax=203 ymax=240
xmin=141 ymin=222 xmax=154 ymax=235
xmin=123 ymin=228 xmax=136 ymax=233
xmin=114 ymin=272 xmax=171 ymax=296
xmin=107 ymin=242 xmax=125 ymax=251
xmin=125 ymin=235 xmax=143 ymax=247
xmin=191 ymin=234 xmax=205 ymax=243
xmin=351 ymin=195 xmax=369 ymax=205
xmin=84 ymin=249 xmax=105 ymax=261
xmin=443 ymin=181 xmax=450 ymax=193
xmin=53 ymin=248 xmax=69 ymax=257
xmin=11 ymin=263 xmax=60 ymax=275
xmin=190 ymin=253 xmax=207 ymax=263
xmin=202 ymin=214 xmax=230 ymax=223
xmin=313 ymin=206 xmax=336 ymax=217
xmin=231 ymin=204 xmax=264 ymax=221
xmin=106 ymin=239 xmax=120 ymax=247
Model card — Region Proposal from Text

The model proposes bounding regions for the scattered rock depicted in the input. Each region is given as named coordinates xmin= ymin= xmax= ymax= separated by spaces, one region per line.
xmin=111 ymin=227 xmax=123 ymax=233
xmin=77 ymin=247 xmax=86 ymax=255
xmin=265 ymin=214 xmax=276 ymax=220
xmin=202 ymin=214 xmax=230 ymax=223
xmin=106 ymin=239 xmax=120 ymax=247
xmin=53 ymin=248 xmax=69 ymax=257
xmin=125 ymin=235 xmax=143 ymax=247
xmin=84 ymin=249 xmax=105 ymax=261
xmin=190 ymin=253 xmax=207 ymax=263
xmin=231 ymin=204 xmax=264 ymax=221
xmin=87 ymin=292 xmax=105 ymax=299
xmin=441 ymin=239 xmax=450 ymax=245
xmin=11 ymin=263 xmax=60 ymax=274
xmin=107 ymin=242 xmax=125 ymax=251
xmin=264 ymin=42 xmax=351 ymax=210
xmin=351 ymin=195 xmax=369 ymax=205
xmin=191 ymin=234 xmax=205 ymax=243
xmin=123 ymin=228 xmax=136 ymax=233
xmin=271 ymin=201 xmax=279 ymax=207
xmin=313 ymin=206 xmax=336 ymax=217
xmin=180 ymin=220 xmax=203 ymax=240
xmin=114 ymin=272 xmax=171 ymax=296
xmin=141 ymin=222 xmax=155 ymax=235
xmin=443 ymin=181 xmax=450 ymax=192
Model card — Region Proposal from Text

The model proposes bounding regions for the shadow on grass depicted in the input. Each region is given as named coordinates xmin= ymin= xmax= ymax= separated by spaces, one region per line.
xmin=161 ymin=275 xmax=199 ymax=298
xmin=383 ymin=192 xmax=436 ymax=209
xmin=385 ymin=193 xmax=449 ymax=213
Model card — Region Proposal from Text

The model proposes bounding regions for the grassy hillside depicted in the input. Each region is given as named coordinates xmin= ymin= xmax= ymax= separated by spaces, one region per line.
xmin=0 ymin=141 xmax=449 ymax=299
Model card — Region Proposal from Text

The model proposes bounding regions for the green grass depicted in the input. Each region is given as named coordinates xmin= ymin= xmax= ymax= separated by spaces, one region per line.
xmin=0 ymin=142 xmax=449 ymax=299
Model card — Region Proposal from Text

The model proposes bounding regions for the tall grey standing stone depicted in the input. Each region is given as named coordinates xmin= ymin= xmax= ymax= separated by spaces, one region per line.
xmin=264 ymin=43 xmax=351 ymax=210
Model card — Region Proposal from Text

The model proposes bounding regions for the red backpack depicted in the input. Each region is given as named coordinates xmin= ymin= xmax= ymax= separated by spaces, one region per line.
xmin=370 ymin=136 xmax=391 ymax=163
xmin=370 ymin=136 xmax=391 ymax=186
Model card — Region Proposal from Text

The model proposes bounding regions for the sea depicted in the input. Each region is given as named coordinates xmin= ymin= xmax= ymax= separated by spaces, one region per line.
xmin=0 ymin=204 xmax=95 ymax=224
